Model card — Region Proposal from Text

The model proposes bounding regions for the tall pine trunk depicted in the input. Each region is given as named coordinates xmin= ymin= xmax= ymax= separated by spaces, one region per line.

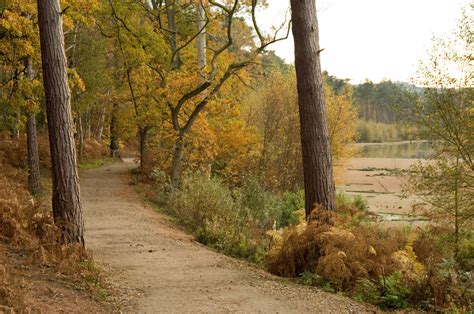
xmin=25 ymin=57 xmax=42 ymax=196
xmin=37 ymin=0 xmax=85 ymax=244
xmin=290 ymin=0 xmax=336 ymax=218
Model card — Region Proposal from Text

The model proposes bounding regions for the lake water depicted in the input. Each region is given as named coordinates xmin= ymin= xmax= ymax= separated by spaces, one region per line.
xmin=356 ymin=141 xmax=433 ymax=159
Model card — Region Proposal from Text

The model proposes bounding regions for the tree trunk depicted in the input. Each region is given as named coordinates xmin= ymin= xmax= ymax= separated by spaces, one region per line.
xmin=454 ymin=157 xmax=460 ymax=259
xmin=290 ymin=0 xmax=336 ymax=218
xmin=196 ymin=2 xmax=206 ymax=72
xmin=25 ymin=57 xmax=42 ymax=196
xmin=26 ymin=112 xmax=42 ymax=196
xmin=171 ymin=133 xmax=184 ymax=188
xmin=95 ymin=107 xmax=106 ymax=141
xmin=73 ymin=92 xmax=84 ymax=158
xmin=12 ymin=111 xmax=20 ymax=139
xmin=37 ymin=0 xmax=84 ymax=244
xmin=166 ymin=0 xmax=181 ymax=69
xmin=139 ymin=126 xmax=149 ymax=173
xmin=110 ymin=103 xmax=120 ymax=159
xmin=85 ymin=106 xmax=92 ymax=139
xmin=69 ymin=28 xmax=84 ymax=158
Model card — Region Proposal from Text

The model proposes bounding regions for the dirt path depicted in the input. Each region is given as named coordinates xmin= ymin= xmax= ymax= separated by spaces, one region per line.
xmin=82 ymin=161 xmax=376 ymax=313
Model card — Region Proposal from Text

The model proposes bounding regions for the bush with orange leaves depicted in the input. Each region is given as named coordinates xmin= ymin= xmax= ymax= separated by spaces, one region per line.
xmin=266 ymin=205 xmax=473 ymax=311
xmin=0 ymin=134 xmax=106 ymax=310
xmin=267 ymin=205 xmax=412 ymax=288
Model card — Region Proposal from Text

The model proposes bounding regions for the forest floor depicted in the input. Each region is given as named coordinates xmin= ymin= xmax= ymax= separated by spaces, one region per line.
xmin=81 ymin=160 xmax=379 ymax=313
xmin=0 ymin=244 xmax=111 ymax=313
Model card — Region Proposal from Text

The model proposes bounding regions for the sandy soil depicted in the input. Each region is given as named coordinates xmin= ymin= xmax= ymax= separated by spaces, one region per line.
xmin=81 ymin=161 xmax=377 ymax=313
xmin=339 ymin=158 xmax=427 ymax=220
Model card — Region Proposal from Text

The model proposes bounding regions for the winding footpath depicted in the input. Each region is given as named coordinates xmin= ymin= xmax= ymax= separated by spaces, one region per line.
xmin=81 ymin=160 xmax=377 ymax=313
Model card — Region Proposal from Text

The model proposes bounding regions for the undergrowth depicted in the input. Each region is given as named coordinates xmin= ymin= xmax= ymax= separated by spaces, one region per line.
xmin=144 ymin=171 xmax=306 ymax=265
xmin=267 ymin=207 xmax=473 ymax=311
xmin=0 ymin=134 xmax=108 ymax=311
xmin=79 ymin=158 xmax=109 ymax=170
xmin=143 ymin=168 xmax=472 ymax=312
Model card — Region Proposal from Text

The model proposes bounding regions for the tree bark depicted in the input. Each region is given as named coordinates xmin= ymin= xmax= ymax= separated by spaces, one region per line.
xmin=110 ymin=103 xmax=120 ymax=159
xmin=73 ymin=92 xmax=84 ymax=159
xmin=139 ymin=126 xmax=149 ymax=173
xmin=37 ymin=0 xmax=85 ymax=244
xmin=290 ymin=0 xmax=336 ymax=218
xmin=166 ymin=0 xmax=181 ymax=69
xmin=196 ymin=2 xmax=206 ymax=72
xmin=25 ymin=57 xmax=42 ymax=196
xmin=26 ymin=112 xmax=42 ymax=196
xmin=171 ymin=133 xmax=184 ymax=188
xmin=12 ymin=112 xmax=20 ymax=139
xmin=69 ymin=28 xmax=84 ymax=158
xmin=95 ymin=107 xmax=106 ymax=141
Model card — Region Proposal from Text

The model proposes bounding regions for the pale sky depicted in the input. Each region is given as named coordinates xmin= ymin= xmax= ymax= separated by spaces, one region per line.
xmin=258 ymin=0 xmax=471 ymax=83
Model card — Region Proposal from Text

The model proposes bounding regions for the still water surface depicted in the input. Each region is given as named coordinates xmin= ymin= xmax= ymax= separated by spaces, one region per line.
xmin=356 ymin=141 xmax=433 ymax=159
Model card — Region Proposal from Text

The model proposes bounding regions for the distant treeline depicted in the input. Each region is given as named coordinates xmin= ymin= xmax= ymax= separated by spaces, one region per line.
xmin=356 ymin=120 xmax=416 ymax=143
xmin=324 ymin=72 xmax=420 ymax=124
xmin=353 ymin=80 xmax=420 ymax=123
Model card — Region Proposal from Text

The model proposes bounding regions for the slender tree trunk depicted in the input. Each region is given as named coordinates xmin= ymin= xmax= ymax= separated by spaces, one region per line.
xmin=290 ymin=0 xmax=336 ymax=218
xmin=26 ymin=112 xmax=42 ymax=196
xmin=454 ymin=157 xmax=460 ymax=259
xmin=166 ymin=0 xmax=181 ymax=69
xmin=69 ymin=28 xmax=84 ymax=158
xmin=139 ymin=126 xmax=149 ymax=172
xmin=165 ymin=0 xmax=181 ymax=69
xmin=110 ymin=103 xmax=120 ymax=159
xmin=12 ymin=111 xmax=20 ymax=139
xmin=25 ymin=57 xmax=42 ymax=196
xmin=171 ymin=133 xmax=184 ymax=188
xmin=74 ymin=92 xmax=84 ymax=158
xmin=196 ymin=2 xmax=206 ymax=72
xmin=85 ymin=106 xmax=92 ymax=139
xmin=37 ymin=0 xmax=84 ymax=244
xmin=95 ymin=107 xmax=106 ymax=141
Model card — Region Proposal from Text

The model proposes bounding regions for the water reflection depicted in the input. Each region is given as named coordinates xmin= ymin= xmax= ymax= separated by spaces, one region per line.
xmin=356 ymin=141 xmax=433 ymax=159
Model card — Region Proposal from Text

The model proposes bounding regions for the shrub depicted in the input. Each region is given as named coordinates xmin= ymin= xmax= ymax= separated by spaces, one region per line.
xmin=379 ymin=272 xmax=411 ymax=309
xmin=167 ymin=173 xmax=267 ymax=263
xmin=412 ymin=258 xmax=473 ymax=312
xmin=274 ymin=190 xmax=305 ymax=228
xmin=352 ymin=195 xmax=368 ymax=211
xmin=336 ymin=192 xmax=368 ymax=212
xmin=163 ymin=173 xmax=305 ymax=263
xmin=267 ymin=203 xmax=474 ymax=311
xmin=353 ymin=278 xmax=381 ymax=304
xmin=236 ymin=177 xmax=303 ymax=229
xmin=168 ymin=172 xmax=236 ymax=232
xmin=235 ymin=176 xmax=278 ymax=229
xmin=266 ymin=207 xmax=419 ymax=305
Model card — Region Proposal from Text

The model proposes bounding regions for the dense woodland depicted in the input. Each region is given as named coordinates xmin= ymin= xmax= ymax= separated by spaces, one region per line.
xmin=0 ymin=0 xmax=472 ymax=312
